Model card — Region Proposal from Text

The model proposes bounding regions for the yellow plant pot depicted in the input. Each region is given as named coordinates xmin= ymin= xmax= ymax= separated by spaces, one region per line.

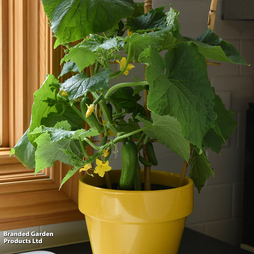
xmin=79 ymin=170 xmax=193 ymax=254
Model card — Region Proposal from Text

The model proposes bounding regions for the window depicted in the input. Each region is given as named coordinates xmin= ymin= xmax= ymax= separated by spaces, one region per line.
xmin=0 ymin=0 xmax=83 ymax=231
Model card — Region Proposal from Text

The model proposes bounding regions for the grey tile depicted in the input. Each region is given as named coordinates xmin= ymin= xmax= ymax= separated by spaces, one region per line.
xmin=187 ymin=184 xmax=233 ymax=224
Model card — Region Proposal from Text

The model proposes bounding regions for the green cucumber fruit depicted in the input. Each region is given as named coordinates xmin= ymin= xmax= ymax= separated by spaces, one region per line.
xmin=139 ymin=154 xmax=152 ymax=167
xmin=120 ymin=140 xmax=138 ymax=190
xmin=146 ymin=142 xmax=158 ymax=166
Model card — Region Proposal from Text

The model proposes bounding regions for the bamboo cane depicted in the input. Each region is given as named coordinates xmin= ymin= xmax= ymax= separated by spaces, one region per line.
xmin=144 ymin=0 xmax=152 ymax=13
xmin=208 ymin=0 xmax=218 ymax=31
xmin=143 ymin=0 xmax=152 ymax=190
xmin=179 ymin=146 xmax=192 ymax=186
xmin=206 ymin=0 xmax=220 ymax=66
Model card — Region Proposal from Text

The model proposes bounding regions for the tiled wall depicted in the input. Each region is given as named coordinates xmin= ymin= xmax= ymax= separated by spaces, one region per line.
xmin=1 ymin=0 xmax=254 ymax=253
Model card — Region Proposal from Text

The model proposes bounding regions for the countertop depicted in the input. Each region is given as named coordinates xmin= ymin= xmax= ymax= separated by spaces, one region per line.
xmin=41 ymin=228 xmax=252 ymax=254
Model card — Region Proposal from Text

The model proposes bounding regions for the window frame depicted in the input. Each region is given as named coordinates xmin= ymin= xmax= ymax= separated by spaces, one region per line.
xmin=0 ymin=0 xmax=84 ymax=231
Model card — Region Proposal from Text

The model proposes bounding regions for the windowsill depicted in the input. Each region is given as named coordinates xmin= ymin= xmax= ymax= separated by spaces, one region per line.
xmin=0 ymin=178 xmax=84 ymax=231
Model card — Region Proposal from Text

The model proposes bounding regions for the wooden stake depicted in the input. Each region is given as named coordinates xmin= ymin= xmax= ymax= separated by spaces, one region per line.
xmin=208 ymin=0 xmax=218 ymax=31
xmin=144 ymin=0 xmax=152 ymax=14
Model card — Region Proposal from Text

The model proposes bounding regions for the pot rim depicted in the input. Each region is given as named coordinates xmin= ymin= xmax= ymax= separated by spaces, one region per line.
xmin=79 ymin=169 xmax=193 ymax=193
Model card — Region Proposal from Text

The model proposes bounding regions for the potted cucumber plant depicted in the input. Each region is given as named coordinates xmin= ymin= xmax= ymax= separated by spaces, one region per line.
xmin=10 ymin=0 xmax=247 ymax=253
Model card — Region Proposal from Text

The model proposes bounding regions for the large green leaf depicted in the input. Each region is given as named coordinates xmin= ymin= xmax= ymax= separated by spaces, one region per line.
xmin=28 ymin=75 xmax=59 ymax=144
xmin=139 ymin=44 xmax=216 ymax=149
xmin=190 ymin=147 xmax=214 ymax=192
xmin=10 ymin=129 xmax=36 ymax=169
xmin=33 ymin=133 xmax=82 ymax=173
xmin=61 ymin=35 xmax=124 ymax=71
xmin=125 ymin=27 xmax=176 ymax=61
xmin=192 ymin=27 xmax=248 ymax=65
xmin=31 ymin=121 xmax=98 ymax=173
xmin=41 ymin=104 xmax=84 ymax=130
xmin=126 ymin=6 xmax=166 ymax=32
xmin=60 ymin=69 xmax=112 ymax=101
xmin=137 ymin=113 xmax=190 ymax=162
xmin=61 ymin=47 xmax=97 ymax=72
xmin=41 ymin=0 xmax=134 ymax=47
xmin=203 ymin=95 xmax=238 ymax=153
xmin=126 ymin=5 xmax=180 ymax=34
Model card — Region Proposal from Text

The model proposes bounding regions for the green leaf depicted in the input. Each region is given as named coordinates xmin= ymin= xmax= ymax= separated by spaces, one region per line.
xmin=41 ymin=0 xmax=134 ymax=47
xmin=41 ymin=103 xmax=84 ymax=130
xmin=59 ymin=155 xmax=94 ymax=188
xmin=33 ymin=133 xmax=83 ymax=173
xmin=60 ymin=69 xmax=112 ymax=101
xmin=28 ymin=75 xmax=59 ymax=144
xmin=129 ymin=2 xmax=144 ymax=19
xmin=10 ymin=129 xmax=36 ymax=169
xmin=85 ymin=35 xmax=124 ymax=52
xmin=109 ymin=87 xmax=141 ymax=109
xmin=166 ymin=4 xmax=180 ymax=33
xmin=203 ymin=95 xmax=238 ymax=153
xmin=59 ymin=61 xmax=80 ymax=77
xmin=137 ymin=113 xmax=190 ymax=162
xmin=61 ymin=35 xmax=124 ymax=71
xmin=109 ymin=86 xmax=144 ymax=118
xmin=61 ymin=46 xmax=96 ymax=72
xmin=126 ymin=6 xmax=166 ymax=32
xmin=203 ymin=129 xmax=224 ymax=154
xmin=190 ymin=147 xmax=214 ymax=192
xmin=124 ymin=27 xmax=176 ymax=61
xmin=213 ymin=95 xmax=238 ymax=140
xmin=74 ymin=128 xmax=100 ymax=141
xmin=31 ymin=121 xmax=91 ymax=174
xmin=139 ymin=44 xmax=216 ymax=149
xmin=192 ymin=27 xmax=248 ymax=65
xmin=116 ymin=118 xmax=141 ymax=140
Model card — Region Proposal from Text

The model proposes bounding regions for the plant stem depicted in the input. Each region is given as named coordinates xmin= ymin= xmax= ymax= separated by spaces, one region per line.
xmin=136 ymin=132 xmax=146 ymax=151
xmin=104 ymin=81 xmax=148 ymax=99
xmin=83 ymin=137 xmax=101 ymax=150
xmin=113 ymin=124 xmax=152 ymax=144
xmin=78 ymin=137 xmax=91 ymax=159
xmin=70 ymin=103 xmax=86 ymax=121
xmin=93 ymin=60 xmax=100 ymax=75
xmin=99 ymin=132 xmax=112 ymax=189
xmin=179 ymin=146 xmax=193 ymax=187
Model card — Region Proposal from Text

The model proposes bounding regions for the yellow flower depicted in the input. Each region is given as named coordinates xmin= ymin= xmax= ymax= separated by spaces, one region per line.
xmin=79 ymin=163 xmax=92 ymax=173
xmin=86 ymin=104 xmax=94 ymax=117
xmin=61 ymin=90 xmax=68 ymax=96
xmin=127 ymin=29 xmax=133 ymax=37
xmin=116 ymin=57 xmax=135 ymax=75
xmin=98 ymin=108 xmax=102 ymax=118
xmin=103 ymin=148 xmax=110 ymax=158
xmin=94 ymin=159 xmax=111 ymax=177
